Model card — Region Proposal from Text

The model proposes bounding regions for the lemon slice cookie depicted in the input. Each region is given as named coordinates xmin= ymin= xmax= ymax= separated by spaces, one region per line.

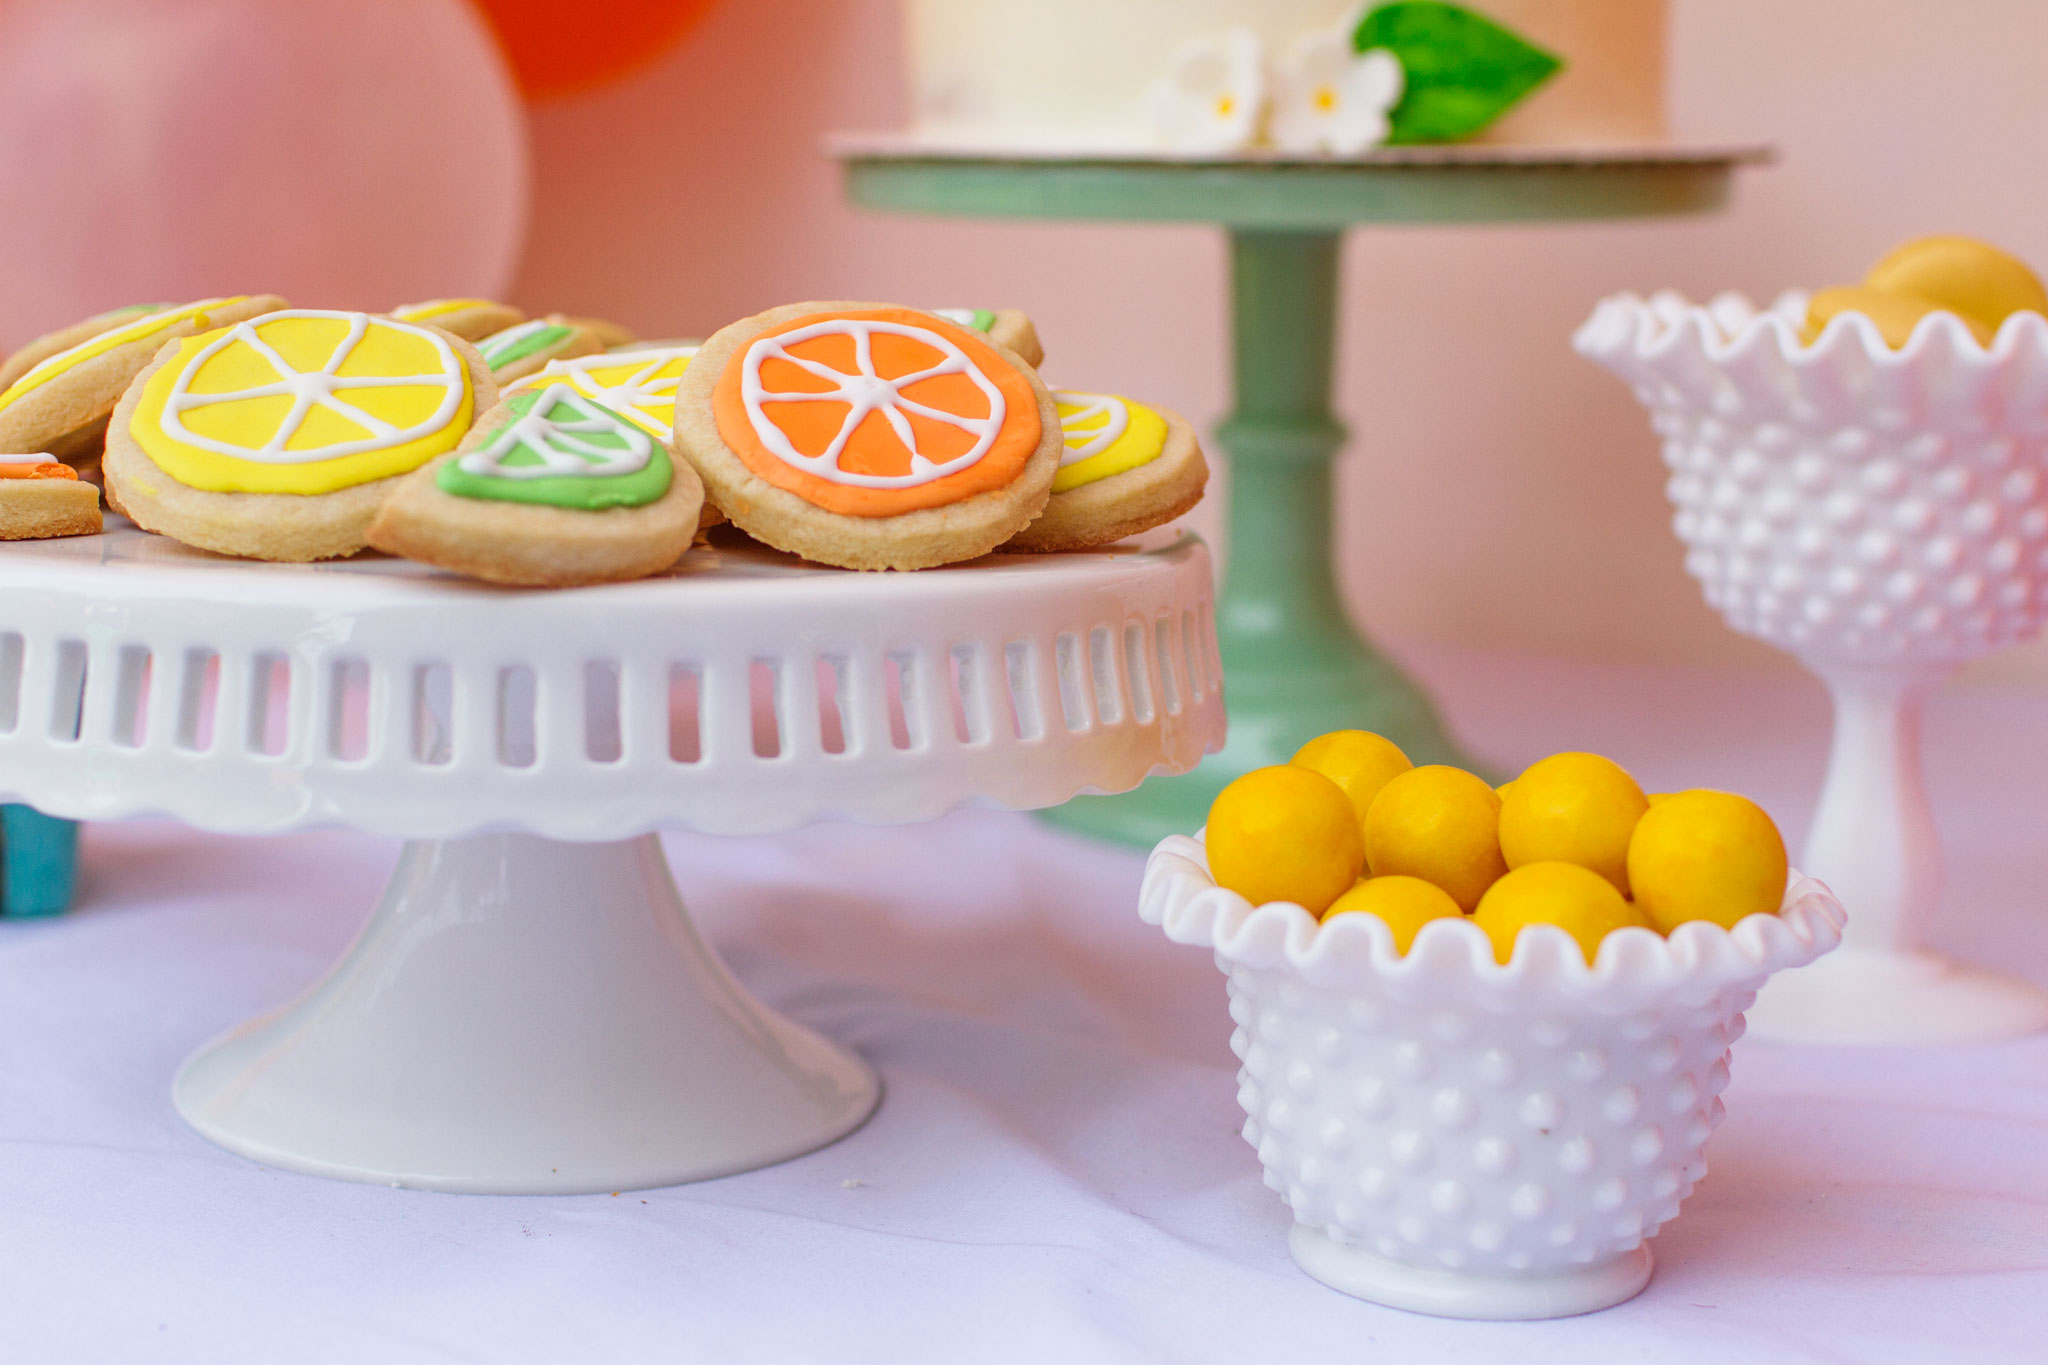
xmin=0 ymin=296 xmax=283 ymax=470
xmin=367 ymin=382 xmax=704 ymax=587
xmin=672 ymin=300 xmax=1059 ymax=570
xmin=0 ymin=302 xmax=176 ymax=391
xmin=0 ymin=455 xmax=101 ymax=539
xmin=105 ymin=308 xmax=495 ymax=561
xmin=1003 ymin=388 xmax=1207 ymax=552
xmin=390 ymin=298 xmax=525 ymax=342
xmin=928 ymin=307 xmax=1043 ymax=368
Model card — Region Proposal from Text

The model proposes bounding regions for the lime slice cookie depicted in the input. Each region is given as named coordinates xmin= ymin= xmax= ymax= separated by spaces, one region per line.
xmin=389 ymin=298 xmax=525 ymax=342
xmin=672 ymin=300 xmax=1060 ymax=571
xmin=1003 ymin=388 xmax=1207 ymax=552
xmin=927 ymin=307 xmax=1044 ymax=368
xmin=0 ymin=296 xmax=284 ymax=469
xmin=367 ymin=383 xmax=705 ymax=587
xmin=474 ymin=314 xmax=604 ymax=383
xmin=104 ymin=308 xmax=495 ymax=561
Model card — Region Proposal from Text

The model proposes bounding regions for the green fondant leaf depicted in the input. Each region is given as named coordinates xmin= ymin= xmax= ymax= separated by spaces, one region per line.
xmin=1353 ymin=1 xmax=1563 ymax=144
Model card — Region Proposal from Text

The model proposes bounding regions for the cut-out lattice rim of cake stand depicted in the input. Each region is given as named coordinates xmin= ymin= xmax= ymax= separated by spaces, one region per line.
xmin=0 ymin=523 xmax=1223 ymax=1193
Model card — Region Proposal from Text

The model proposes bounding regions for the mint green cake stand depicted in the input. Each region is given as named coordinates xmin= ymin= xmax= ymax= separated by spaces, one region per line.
xmin=836 ymin=141 xmax=1766 ymax=846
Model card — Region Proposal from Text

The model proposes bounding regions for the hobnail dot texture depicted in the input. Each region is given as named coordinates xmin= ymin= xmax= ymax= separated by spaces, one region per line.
xmin=1577 ymin=290 xmax=2048 ymax=666
xmin=1657 ymin=412 xmax=2048 ymax=663
xmin=1229 ymin=966 xmax=1742 ymax=1275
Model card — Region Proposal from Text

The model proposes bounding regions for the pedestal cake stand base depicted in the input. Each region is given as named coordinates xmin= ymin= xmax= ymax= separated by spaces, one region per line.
xmin=175 ymin=833 xmax=880 ymax=1194
xmin=1746 ymin=950 xmax=2048 ymax=1046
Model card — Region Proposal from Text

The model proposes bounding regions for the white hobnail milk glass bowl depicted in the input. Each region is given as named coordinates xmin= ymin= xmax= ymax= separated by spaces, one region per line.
xmin=1140 ymin=833 xmax=1843 ymax=1320
xmin=1577 ymin=293 xmax=2048 ymax=1043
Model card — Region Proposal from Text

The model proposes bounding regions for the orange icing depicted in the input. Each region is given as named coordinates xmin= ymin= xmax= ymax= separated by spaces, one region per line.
xmin=0 ymin=460 xmax=76 ymax=480
xmin=711 ymin=307 xmax=1041 ymax=517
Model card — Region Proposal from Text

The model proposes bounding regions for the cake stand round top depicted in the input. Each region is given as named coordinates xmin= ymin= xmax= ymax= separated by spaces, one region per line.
xmin=832 ymin=137 xmax=1772 ymax=227
xmin=0 ymin=524 xmax=1221 ymax=841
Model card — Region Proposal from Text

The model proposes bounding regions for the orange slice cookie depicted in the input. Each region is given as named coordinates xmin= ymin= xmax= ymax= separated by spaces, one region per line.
xmin=0 ymin=454 xmax=101 ymax=540
xmin=672 ymin=302 xmax=1059 ymax=570
xmin=389 ymin=298 xmax=525 ymax=342
xmin=0 ymin=295 xmax=284 ymax=470
xmin=104 ymin=308 xmax=495 ymax=561
xmin=1004 ymin=388 xmax=1208 ymax=552
xmin=926 ymin=307 xmax=1045 ymax=368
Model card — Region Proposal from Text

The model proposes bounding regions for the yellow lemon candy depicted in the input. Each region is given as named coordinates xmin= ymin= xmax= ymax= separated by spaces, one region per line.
xmin=1323 ymin=875 xmax=1464 ymax=953
xmin=1363 ymin=765 xmax=1508 ymax=912
xmin=1863 ymin=235 xmax=2048 ymax=332
xmin=1472 ymin=861 xmax=1650 ymax=965
xmin=1647 ymin=792 xmax=1675 ymax=805
xmin=1803 ymin=286 xmax=1992 ymax=349
xmin=1206 ymin=765 xmax=1365 ymax=915
xmin=1290 ymin=729 xmax=1413 ymax=830
xmin=1626 ymin=789 xmax=1788 ymax=932
xmin=1498 ymin=751 xmax=1650 ymax=896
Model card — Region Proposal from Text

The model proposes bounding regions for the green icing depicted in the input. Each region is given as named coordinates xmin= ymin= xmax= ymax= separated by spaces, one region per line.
xmin=967 ymin=308 xmax=996 ymax=332
xmin=479 ymin=320 xmax=574 ymax=369
xmin=1354 ymin=1 xmax=1563 ymax=145
xmin=437 ymin=386 xmax=672 ymax=510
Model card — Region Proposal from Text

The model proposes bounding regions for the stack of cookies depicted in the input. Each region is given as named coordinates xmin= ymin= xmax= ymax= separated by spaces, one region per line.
xmin=0 ymin=294 xmax=1208 ymax=587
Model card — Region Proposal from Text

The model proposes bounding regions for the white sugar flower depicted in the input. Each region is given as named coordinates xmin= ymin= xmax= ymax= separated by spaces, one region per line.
xmin=1145 ymin=28 xmax=1266 ymax=154
xmin=1270 ymin=28 xmax=1404 ymax=155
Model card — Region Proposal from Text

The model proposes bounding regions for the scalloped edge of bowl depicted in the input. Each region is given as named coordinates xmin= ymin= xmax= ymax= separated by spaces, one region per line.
xmin=1140 ymin=834 xmax=1844 ymax=1010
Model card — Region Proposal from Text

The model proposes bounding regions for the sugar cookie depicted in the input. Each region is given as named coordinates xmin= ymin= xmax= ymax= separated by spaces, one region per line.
xmin=0 ymin=302 xmax=174 ymax=392
xmin=389 ymin=298 xmax=524 ymax=342
xmin=475 ymin=313 xmax=603 ymax=383
xmin=367 ymin=382 xmax=704 ymax=587
xmin=1004 ymin=388 xmax=1207 ymax=551
xmin=928 ymin=307 xmax=1043 ymax=368
xmin=104 ymin=308 xmax=496 ymax=561
xmin=565 ymin=316 xmax=637 ymax=350
xmin=673 ymin=300 xmax=1059 ymax=571
xmin=0 ymin=296 xmax=284 ymax=469
xmin=0 ymin=455 xmax=101 ymax=540
xmin=508 ymin=345 xmax=727 ymax=529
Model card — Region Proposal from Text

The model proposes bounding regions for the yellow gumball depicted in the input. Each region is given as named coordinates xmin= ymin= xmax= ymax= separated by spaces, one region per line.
xmin=1205 ymin=765 xmax=1365 ymax=916
xmin=1863 ymin=235 xmax=2048 ymax=332
xmin=1363 ymin=765 xmax=1508 ymax=912
xmin=1803 ymin=286 xmax=1991 ymax=349
xmin=1498 ymin=751 xmax=1650 ymax=896
xmin=1290 ymin=729 xmax=1413 ymax=830
xmin=1472 ymin=861 xmax=1650 ymax=965
xmin=1626 ymin=789 xmax=1788 ymax=932
xmin=1323 ymin=875 xmax=1464 ymax=954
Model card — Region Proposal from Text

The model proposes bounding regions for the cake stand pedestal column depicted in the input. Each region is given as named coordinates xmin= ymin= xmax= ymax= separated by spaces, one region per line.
xmin=838 ymin=144 xmax=1764 ymax=844
xmin=1054 ymin=229 xmax=1464 ymax=843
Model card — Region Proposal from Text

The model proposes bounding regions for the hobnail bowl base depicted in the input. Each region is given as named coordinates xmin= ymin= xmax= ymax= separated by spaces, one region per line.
xmin=1290 ymin=1225 xmax=1653 ymax=1320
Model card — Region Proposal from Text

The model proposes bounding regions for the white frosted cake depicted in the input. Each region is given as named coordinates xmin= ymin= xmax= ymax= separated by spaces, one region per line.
xmin=901 ymin=0 xmax=1666 ymax=155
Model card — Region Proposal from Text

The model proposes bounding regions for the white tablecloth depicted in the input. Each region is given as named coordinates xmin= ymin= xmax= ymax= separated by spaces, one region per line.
xmin=3 ymin=646 xmax=2045 ymax=1363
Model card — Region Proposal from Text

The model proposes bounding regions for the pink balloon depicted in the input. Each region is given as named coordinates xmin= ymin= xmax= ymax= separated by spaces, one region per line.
xmin=0 ymin=0 xmax=529 ymax=347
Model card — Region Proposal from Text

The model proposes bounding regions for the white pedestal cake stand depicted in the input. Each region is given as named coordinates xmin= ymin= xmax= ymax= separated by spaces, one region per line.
xmin=0 ymin=524 xmax=1222 ymax=1193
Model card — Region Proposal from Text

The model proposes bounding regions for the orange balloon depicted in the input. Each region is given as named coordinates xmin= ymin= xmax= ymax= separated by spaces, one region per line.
xmin=471 ymin=0 xmax=718 ymax=99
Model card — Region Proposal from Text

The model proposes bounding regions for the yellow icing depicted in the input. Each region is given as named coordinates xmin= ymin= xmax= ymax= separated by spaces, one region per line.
xmin=130 ymin=311 xmax=472 ymax=495
xmin=509 ymin=347 xmax=695 ymax=439
xmin=0 ymin=297 xmax=247 ymax=410
xmin=1053 ymin=394 xmax=1168 ymax=491
xmin=392 ymin=298 xmax=498 ymax=322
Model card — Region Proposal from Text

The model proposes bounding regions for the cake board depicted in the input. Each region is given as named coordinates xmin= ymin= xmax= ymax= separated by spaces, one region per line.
xmin=836 ymin=141 xmax=1769 ymax=844
xmin=0 ymin=523 xmax=1222 ymax=1193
